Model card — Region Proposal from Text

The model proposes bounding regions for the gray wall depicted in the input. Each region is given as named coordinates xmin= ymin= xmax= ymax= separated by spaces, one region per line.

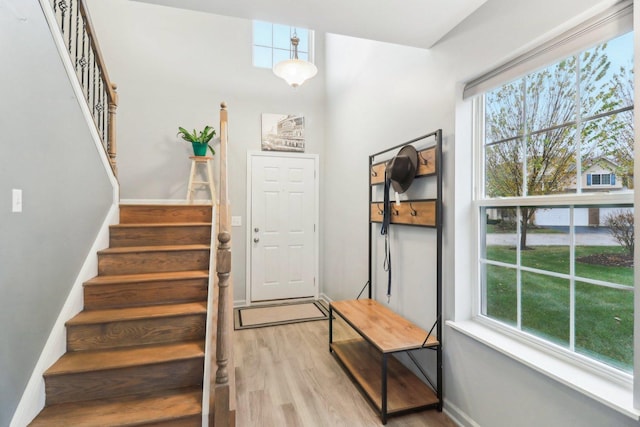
xmin=324 ymin=0 xmax=640 ymax=426
xmin=85 ymin=0 xmax=326 ymax=304
xmin=0 ymin=1 xmax=114 ymax=425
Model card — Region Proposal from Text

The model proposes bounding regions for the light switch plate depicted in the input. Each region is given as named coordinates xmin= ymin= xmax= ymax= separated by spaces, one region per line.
xmin=12 ymin=189 xmax=22 ymax=213
xmin=231 ymin=216 xmax=242 ymax=227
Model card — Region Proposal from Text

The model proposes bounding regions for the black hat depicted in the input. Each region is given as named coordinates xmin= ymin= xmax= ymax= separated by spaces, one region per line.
xmin=387 ymin=145 xmax=418 ymax=193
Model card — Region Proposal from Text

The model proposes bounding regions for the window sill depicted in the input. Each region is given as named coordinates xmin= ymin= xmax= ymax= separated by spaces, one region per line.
xmin=446 ymin=319 xmax=640 ymax=420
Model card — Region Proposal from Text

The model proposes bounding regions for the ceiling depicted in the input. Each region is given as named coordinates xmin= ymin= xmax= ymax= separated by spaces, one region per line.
xmin=134 ymin=0 xmax=488 ymax=49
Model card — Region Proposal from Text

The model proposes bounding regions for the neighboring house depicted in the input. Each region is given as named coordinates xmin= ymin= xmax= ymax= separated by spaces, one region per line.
xmin=535 ymin=205 xmax=632 ymax=227
xmin=537 ymin=157 xmax=630 ymax=227
xmin=566 ymin=156 xmax=624 ymax=193
xmin=488 ymin=157 xmax=631 ymax=227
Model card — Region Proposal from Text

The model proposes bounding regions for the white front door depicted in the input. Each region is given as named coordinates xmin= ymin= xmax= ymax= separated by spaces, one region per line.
xmin=249 ymin=153 xmax=317 ymax=302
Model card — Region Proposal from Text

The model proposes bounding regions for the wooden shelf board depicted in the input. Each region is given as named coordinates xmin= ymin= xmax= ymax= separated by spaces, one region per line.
xmin=370 ymin=200 xmax=436 ymax=227
xmin=331 ymin=299 xmax=439 ymax=353
xmin=331 ymin=339 xmax=439 ymax=414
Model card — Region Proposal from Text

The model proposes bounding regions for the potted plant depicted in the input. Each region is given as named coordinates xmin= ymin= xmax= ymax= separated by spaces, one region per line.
xmin=177 ymin=125 xmax=216 ymax=156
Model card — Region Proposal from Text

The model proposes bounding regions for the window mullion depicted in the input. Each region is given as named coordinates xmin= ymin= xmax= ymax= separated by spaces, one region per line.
xmin=517 ymin=207 xmax=522 ymax=330
xmin=575 ymin=53 xmax=583 ymax=194
xmin=570 ymin=206 xmax=576 ymax=352
xmin=521 ymin=79 xmax=528 ymax=197
xmin=270 ymin=22 xmax=275 ymax=68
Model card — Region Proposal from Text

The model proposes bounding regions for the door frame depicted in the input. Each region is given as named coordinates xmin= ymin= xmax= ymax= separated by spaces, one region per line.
xmin=245 ymin=151 xmax=320 ymax=306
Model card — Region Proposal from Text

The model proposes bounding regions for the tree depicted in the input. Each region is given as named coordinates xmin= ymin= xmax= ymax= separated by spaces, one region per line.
xmin=485 ymin=46 xmax=612 ymax=249
xmin=599 ymin=64 xmax=634 ymax=188
xmin=605 ymin=210 xmax=634 ymax=257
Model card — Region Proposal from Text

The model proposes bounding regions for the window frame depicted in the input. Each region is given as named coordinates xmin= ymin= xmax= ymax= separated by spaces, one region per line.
xmin=251 ymin=21 xmax=315 ymax=69
xmin=472 ymin=82 xmax=635 ymax=381
xmin=587 ymin=172 xmax=615 ymax=186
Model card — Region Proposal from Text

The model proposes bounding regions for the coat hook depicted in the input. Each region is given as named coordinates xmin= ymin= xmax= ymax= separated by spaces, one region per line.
xmin=371 ymin=168 xmax=378 ymax=177
xmin=377 ymin=203 xmax=384 ymax=215
xmin=418 ymin=152 xmax=429 ymax=165
xmin=392 ymin=207 xmax=399 ymax=216
xmin=409 ymin=202 xmax=418 ymax=216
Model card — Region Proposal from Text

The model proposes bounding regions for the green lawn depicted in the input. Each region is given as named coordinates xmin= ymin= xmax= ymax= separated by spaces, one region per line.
xmin=486 ymin=224 xmax=564 ymax=234
xmin=485 ymin=245 xmax=633 ymax=371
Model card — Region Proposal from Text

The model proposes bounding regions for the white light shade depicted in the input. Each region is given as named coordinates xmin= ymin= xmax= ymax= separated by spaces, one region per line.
xmin=273 ymin=59 xmax=318 ymax=88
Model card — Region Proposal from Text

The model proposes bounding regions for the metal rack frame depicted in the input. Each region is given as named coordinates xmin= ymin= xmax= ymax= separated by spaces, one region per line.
xmin=366 ymin=129 xmax=443 ymax=414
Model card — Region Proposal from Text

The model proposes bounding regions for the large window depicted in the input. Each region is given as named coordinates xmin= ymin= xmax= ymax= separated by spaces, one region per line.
xmin=478 ymin=31 xmax=635 ymax=372
xmin=252 ymin=21 xmax=311 ymax=69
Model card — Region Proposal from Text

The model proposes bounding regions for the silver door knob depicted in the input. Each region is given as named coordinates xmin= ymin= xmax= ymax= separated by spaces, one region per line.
xmin=254 ymin=237 xmax=260 ymax=243
xmin=254 ymin=227 xmax=260 ymax=233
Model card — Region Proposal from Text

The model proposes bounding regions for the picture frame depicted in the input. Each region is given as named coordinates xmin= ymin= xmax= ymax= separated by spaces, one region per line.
xmin=261 ymin=113 xmax=305 ymax=152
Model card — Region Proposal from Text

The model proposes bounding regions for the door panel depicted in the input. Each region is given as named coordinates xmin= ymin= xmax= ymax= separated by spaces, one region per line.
xmin=250 ymin=155 xmax=316 ymax=301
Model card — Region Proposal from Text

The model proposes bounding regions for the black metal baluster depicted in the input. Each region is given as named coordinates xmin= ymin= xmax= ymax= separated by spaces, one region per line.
xmin=104 ymin=87 xmax=108 ymax=144
xmin=106 ymin=97 xmax=111 ymax=152
xmin=53 ymin=0 xmax=57 ymax=13
xmin=67 ymin=0 xmax=73 ymax=54
xmin=80 ymin=20 xmax=87 ymax=93
xmin=100 ymin=85 xmax=105 ymax=144
xmin=74 ymin=1 xmax=80 ymax=73
xmin=98 ymin=79 xmax=102 ymax=137
xmin=92 ymin=60 xmax=97 ymax=119
xmin=58 ymin=0 xmax=67 ymax=34
xmin=86 ymin=39 xmax=92 ymax=108
xmin=104 ymin=88 xmax=108 ymax=145
xmin=104 ymin=86 xmax=108 ymax=145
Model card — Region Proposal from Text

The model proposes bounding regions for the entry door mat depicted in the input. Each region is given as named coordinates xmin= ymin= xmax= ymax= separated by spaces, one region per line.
xmin=234 ymin=301 xmax=329 ymax=330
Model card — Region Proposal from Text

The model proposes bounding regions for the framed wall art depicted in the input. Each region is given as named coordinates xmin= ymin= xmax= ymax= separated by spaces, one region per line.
xmin=261 ymin=113 xmax=305 ymax=152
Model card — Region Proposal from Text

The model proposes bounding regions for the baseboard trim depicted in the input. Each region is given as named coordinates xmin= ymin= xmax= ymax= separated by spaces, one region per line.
xmin=10 ymin=203 xmax=119 ymax=427
xmin=443 ymin=399 xmax=481 ymax=427
xmin=318 ymin=293 xmax=333 ymax=305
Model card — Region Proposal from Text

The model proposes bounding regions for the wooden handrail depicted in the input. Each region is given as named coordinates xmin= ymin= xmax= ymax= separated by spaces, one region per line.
xmin=48 ymin=0 xmax=118 ymax=176
xmin=78 ymin=0 xmax=118 ymax=175
xmin=78 ymin=0 xmax=116 ymax=102
xmin=210 ymin=102 xmax=235 ymax=426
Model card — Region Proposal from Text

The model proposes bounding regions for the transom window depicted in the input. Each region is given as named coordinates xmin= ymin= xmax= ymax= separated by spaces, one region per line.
xmin=252 ymin=21 xmax=311 ymax=69
xmin=477 ymin=31 xmax=634 ymax=371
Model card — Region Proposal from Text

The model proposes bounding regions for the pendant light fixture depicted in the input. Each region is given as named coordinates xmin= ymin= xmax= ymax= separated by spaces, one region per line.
xmin=273 ymin=31 xmax=318 ymax=88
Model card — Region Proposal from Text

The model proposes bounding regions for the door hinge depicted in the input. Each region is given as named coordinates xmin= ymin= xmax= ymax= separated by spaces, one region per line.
xmin=314 ymin=224 xmax=316 ymax=232
xmin=314 ymin=277 xmax=316 ymax=287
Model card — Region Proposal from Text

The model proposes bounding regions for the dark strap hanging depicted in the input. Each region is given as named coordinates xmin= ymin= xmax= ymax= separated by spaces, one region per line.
xmin=381 ymin=169 xmax=392 ymax=301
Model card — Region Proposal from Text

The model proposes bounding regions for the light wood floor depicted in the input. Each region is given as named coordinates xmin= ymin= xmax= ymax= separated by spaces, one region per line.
xmin=234 ymin=319 xmax=455 ymax=427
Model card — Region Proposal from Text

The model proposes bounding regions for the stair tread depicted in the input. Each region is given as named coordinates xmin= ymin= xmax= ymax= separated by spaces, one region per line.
xmin=111 ymin=222 xmax=211 ymax=228
xmin=85 ymin=270 xmax=209 ymax=286
xmin=67 ymin=302 xmax=207 ymax=325
xmin=98 ymin=244 xmax=210 ymax=254
xmin=30 ymin=387 xmax=202 ymax=426
xmin=45 ymin=341 xmax=204 ymax=376
xmin=119 ymin=204 xmax=212 ymax=225
xmin=121 ymin=203 xmax=212 ymax=207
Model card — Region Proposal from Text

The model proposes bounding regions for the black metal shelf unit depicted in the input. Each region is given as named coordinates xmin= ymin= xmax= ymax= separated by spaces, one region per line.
xmin=366 ymin=129 xmax=443 ymax=412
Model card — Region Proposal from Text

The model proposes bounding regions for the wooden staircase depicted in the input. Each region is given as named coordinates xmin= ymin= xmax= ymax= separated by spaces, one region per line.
xmin=29 ymin=204 xmax=213 ymax=426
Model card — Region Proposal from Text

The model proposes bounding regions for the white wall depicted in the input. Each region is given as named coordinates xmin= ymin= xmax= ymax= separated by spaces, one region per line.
xmin=85 ymin=0 xmax=326 ymax=304
xmin=324 ymin=0 xmax=640 ymax=425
